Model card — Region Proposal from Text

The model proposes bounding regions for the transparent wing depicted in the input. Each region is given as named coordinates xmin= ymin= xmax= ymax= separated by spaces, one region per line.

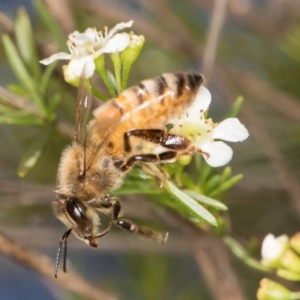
xmin=74 ymin=69 xmax=92 ymax=145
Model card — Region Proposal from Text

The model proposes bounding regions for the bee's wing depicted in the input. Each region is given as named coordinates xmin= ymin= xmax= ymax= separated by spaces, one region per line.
xmin=83 ymin=101 xmax=123 ymax=169
xmin=74 ymin=70 xmax=92 ymax=145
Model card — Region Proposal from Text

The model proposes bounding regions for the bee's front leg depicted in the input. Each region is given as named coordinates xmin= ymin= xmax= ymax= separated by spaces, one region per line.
xmin=94 ymin=196 xmax=168 ymax=244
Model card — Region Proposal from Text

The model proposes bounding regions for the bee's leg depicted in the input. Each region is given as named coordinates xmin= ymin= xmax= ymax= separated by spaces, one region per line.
xmin=124 ymin=129 xmax=190 ymax=152
xmin=95 ymin=196 xmax=168 ymax=244
xmin=116 ymin=151 xmax=177 ymax=172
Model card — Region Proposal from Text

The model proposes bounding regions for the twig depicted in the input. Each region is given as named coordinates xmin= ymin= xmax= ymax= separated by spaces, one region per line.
xmin=202 ymin=0 xmax=228 ymax=81
xmin=0 ymin=230 xmax=118 ymax=300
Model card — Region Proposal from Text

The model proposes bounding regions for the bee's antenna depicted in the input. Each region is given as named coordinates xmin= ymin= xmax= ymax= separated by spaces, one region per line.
xmin=54 ymin=228 xmax=72 ymax=278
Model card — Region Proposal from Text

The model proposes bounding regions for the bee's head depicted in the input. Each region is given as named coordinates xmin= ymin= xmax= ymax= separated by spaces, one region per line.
xmin=65 ymin=197 xmax=99 ymax=248
xmin=53 ymin=195 xmax=103 ymax=278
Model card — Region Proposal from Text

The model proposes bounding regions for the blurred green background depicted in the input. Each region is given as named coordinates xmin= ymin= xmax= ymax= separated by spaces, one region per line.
xmin=0 ymin=0 xmax=300 ymax=299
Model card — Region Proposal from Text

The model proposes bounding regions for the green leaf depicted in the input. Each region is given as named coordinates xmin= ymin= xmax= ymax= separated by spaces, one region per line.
xmin=91 ymin=86 xmax=108 ymax=101
xmin=208 ymin=174 xmax=243 ymax=198
xmin=164 ymin=180 xmax=217 ymax=227
xmin=116 ymin=176 xmax=161 ymax=195
xmin=225 ymin=96 xmax=244 ymax=118
xmin=183 ymin=189 xmax=228 ymax=211
xmin=40 ymin=62 xmax=57 ymax=95
xmin=17 ymin=129 xmax=50 ymax=177
xmin=203 ymin=174 xmax=221 ymax=194
xmin=15 ymin=8 xmax=41 ymax=78
xmin=33 ymin=0 xmax=67 ymax=50
xmin=47 ymin=93 xmax=61 ymax=114
xmin=0 ymin=110 xmax=43 ymax=125
xmin=2 ymin=34 xmax=45 ymax=114
xmin=7 ymin=84 xmax=26 ymax=97
xmin=110 ymin=52 xmax=122 ymax=93
xmin=198 ymin=159 xmax=211 ymax=184
xmin=180 ymin=172 xmax=196 ymax=190
xmin=220 ymin=166 xmax=232 ymax=183
xmin=223 ymin=235 xmax=269 ymax=272
xmin=94 ymin=55 xmax=117 ymax=97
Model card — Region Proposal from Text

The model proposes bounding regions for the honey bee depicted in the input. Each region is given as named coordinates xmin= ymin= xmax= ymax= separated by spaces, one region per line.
xmin=53 ymin=71 xmax=205 ymax=277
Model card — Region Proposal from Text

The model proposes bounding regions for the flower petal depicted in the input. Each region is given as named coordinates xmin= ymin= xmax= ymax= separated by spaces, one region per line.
xmin=186 ymin=86 xmax=211 ymax=119
xmin=107 ymin=20 xmax=134 ymax=39
xmin=69 ymin=28 xmax=98 ymax=46
xmin=101 ymin=33 xmax=130 ymax=53
xmin=212 ymin=118 xmax=249 ymax=142
xmin=67 ymin=56 xmax=95 ymax=79
xmin=201 ymin=141 xmax=233 ymax=167
xmin=39 ymin=52 xmax=71 ymax=65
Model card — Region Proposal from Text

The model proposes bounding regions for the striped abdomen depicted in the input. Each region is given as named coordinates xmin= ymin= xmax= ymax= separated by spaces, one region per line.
xmin=92 ymin=72 xmax=205 ymax=156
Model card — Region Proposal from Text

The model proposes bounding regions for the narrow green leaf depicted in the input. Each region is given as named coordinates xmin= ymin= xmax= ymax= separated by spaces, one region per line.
xmin=40 ymin=62 xmax=57 ymax=94
xmin=7 ymin=84 xmax=26 ymax=97
xmin=94 ymin=55 xmax=117 ymax=97
xmin=164 ymin=180 xmax=217 ymax=227
xmin=116 ymin=181 xmax=161 ymax=195
xmin=209 ymin=174 xmax=243 ymax=198
xmin=225 ymin=96 xmax=244 ymax=118
xmin=223 ymin=235 xmax=269 ymax=272
xmin=198 ymin=159 xmax=211 ymax=184
xmin=110 ymin=53 xmax=122 ymax=93
xmin=203 ymin=174 xmax=221 ymax=194
xmin=0 ymin=110 xmax=43 ymax=125
xmin=220 ymin=166 xmax=232 ymax=183
xmin=17 ymin=129 xmax=50 ymax=177
xmin=180 ymin=172 xmax=196 ymax=190
xmin=3 ymin=35 xmax=36 ymax=94
xmin=183 ymin=189 xmax=228 ymax=211
xmin=91 ymin=86 xmax=108 ymax=101
xmin=0 ymin=116 xmax=43 ymax=125
xmin=2 ymin=35 xmax=45 ymax=114
xmin=15 ymin=8 xmax=41 ymax=78
xmin=47 ymin=93 xmax=61 ymax=114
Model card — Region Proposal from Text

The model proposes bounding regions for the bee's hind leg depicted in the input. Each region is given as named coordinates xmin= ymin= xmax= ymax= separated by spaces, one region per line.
xmin=96 ymin=196 xmax=168 ymax=244
xmin=115 ymin=151 xmax=177 ymax=172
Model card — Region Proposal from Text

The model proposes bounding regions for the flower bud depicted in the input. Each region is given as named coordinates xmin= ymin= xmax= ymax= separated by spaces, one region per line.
xmin=120 ymin=33 xmax=145 ymax=90
xmin=290 ymin=232 xmax=300 ymax=255
xmin=120 ymin=33 xmax=145 ymax=67
xmin=261 ymin=234 xmax=289 ymax=268
xmin=62 ymin=65 xmax=80 ymax=87
xmin=257 ymin=278 xmax=293 ymax=300
xmin=178 ymin=155 xmax=192 ymax=166
xmin=280 ymin=250 xmax=300 ymax=274
xmin=277 ymin=268 xmax=300 ymax=281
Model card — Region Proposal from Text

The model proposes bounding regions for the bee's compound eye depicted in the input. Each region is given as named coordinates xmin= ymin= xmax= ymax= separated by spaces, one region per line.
xmin=66 ymin=198 xmax=86 ymax=221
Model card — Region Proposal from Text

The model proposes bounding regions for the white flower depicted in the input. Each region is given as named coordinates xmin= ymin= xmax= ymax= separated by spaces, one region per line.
xmin=40 ymin=21 xmax=134 ymax=78
xmin=170 ymin=86 xmax=249 ymax=167
xmin=261 ymin=234 xmax=289 ymax=267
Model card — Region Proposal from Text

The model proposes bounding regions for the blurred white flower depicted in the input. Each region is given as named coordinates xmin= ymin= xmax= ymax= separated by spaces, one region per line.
xmin=261 ymin=233 xmax=289 ymax=267
xmin=40 ymin=21 xmax=133 ymax=79
xmin=170 ymin=86 xmax=249 ymax=167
